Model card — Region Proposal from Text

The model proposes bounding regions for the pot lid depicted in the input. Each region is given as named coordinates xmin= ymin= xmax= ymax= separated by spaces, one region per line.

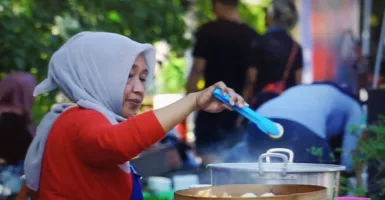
xmin=209 ymin=148 xmax=346 ymax=174
xmin=207 ymin=162 xmax=346 ymax=173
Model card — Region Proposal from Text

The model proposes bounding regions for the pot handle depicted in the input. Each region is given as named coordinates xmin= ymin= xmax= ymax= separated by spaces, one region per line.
xmin=265 ymin=148 xmax=294 ymax=163
xmin=258 ymin=153 xmax=289 ymax=176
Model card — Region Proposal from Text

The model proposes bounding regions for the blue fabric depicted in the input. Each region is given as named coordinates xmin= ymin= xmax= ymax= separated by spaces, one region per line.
xmin=246 ymin=118 xmax=334 ymax=164
xmin=0 ymin=162 xmax=24 ymax=194
xmin=310 ymin=81 xmax=362 ymax=104
xmin=267 ymin=25 xmax=286 ymax=33
xmin=130 ymin=165 xmax=144 ymax=200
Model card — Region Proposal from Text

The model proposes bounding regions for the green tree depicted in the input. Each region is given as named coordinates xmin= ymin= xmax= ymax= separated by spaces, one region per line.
xmin=0 ymin=0 xmax=191 ymax=122
xmin=194 ymin=0 xmax=271 ymax=34
xmin=157 ymin=52 xmax=187 ymax=94
xmin=0 ymin=0 xmax=270 ymax=122
xmin=350 ymin=116 xmax=385 ymax=199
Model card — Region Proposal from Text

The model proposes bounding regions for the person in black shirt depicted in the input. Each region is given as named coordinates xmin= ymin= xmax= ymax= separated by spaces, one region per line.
xmin=250 ymin=0 xmax=303 ymax=108
xmin=186 ymin=0 xmax=258 ymax=164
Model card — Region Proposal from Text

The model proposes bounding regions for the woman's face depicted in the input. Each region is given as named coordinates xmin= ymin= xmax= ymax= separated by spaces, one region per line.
xmin=121 ymin=55 xmax=148 ymax=118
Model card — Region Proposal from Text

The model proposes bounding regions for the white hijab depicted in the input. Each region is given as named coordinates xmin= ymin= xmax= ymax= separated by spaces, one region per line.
xmin=24 ymin=32 xmax=156 ymax=191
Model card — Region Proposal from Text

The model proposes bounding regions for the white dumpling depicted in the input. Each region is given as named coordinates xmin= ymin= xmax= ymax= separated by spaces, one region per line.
xmin=260 ymin=192 xmax=275 ymax=197
xmin=241 ymin=193 xmax=257 ymax=197
xmin=196 ymin=189 xmax=212 ymax=197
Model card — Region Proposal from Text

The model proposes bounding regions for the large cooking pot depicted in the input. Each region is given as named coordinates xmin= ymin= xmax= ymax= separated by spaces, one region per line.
xmin=208 ymin=149 xmax=345 ymax=200
xmin=175 ymin=184 xmax=327 ymax=199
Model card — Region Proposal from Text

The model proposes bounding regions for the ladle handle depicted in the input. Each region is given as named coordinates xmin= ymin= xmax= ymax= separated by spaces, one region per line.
xmin=212 ymin=88 xmax=281 ymax=137
xmin=266 ymin=148 xmax=294 ymax=163
xmin=258 ymin=153 xmax=289 ymax=176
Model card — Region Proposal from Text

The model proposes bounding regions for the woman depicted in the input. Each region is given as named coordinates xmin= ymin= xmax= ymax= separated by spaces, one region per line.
xmin=250 ymin=0 xmax=303 ymax=108
xmin=22 ymin=32 xmax=245 ymax=200
xmin=0 ymin=72 xmax=36 ymax=196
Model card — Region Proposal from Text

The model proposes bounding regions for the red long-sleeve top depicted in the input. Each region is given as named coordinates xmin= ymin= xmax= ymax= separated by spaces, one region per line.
xmin=31 ymin=107 xmax=165 ymax=200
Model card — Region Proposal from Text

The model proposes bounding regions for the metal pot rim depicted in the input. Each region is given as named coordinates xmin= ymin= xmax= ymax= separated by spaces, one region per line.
xmin=208 ymin=163 xmax=346 ymax=173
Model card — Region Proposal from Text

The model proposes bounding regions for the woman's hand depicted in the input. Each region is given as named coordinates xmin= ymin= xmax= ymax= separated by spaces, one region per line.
xmin=154 ymin=81 xmax=246 ymax=133
xmin=194 ymin=81 xmax=247 ymax=113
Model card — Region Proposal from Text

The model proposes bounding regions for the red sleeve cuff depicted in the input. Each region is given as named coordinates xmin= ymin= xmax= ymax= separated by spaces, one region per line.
xmin=129 ymin=111 xmax=166 ymax=146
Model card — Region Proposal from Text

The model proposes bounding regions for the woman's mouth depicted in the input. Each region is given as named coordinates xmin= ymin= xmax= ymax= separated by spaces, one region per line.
xmin=126 ymin=99 xmax=141 ymax=106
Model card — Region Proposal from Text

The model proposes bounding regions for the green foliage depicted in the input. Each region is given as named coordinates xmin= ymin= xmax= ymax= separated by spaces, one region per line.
xmin=0 ymin=0 xmax=190 ymax=78
xmin=157 ymin=52 xmax=187 ymax=94
xmin=194 ymin=0 xmax=271 ymax=34
xmin=0 ymin=0 xmax=190 ymax=122
xmin=307 ymin=146 xmax=324 ymax=161
xmin=338 ymin=176 xmax=367 ymax=197
xmin=31 ymin=93 xmax=56 ymax=124
xmin=347 ymin=116 xmax=385 ymax=198
xmin=354 ymin=116 xmax=385 ymax=165
xmin=0 ymin=0 xmax=270 ymax=122
xmin=307 ymin=145 xmax=338 ymax=163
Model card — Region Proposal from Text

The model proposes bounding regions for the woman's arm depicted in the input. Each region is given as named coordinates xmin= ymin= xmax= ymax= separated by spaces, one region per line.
xmin=74 ymin=93 xmax=197 ymax=167
xmin=73 ymin=110 xmax=165 ymax=167
xmin=243 ymin=67 xmax=258 ymax=103
xmin=157 ymin=81 xmax=245 ymax=132
xmin=294 ymin=45 xmax=304 ymax=85
xmin=187 ymin=25 xmax=209 ymax=93
xmin=186 ymin=58 xmax=206 ymax=93
xmin=295 ymin=68 xmax=302 ymax=84
xmin=73 ymin=82 xmax=245 ymax=167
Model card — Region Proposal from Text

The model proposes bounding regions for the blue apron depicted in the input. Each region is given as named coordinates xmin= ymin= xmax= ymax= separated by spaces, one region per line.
xmin=130 ymin=165 xmax=144 ymax=200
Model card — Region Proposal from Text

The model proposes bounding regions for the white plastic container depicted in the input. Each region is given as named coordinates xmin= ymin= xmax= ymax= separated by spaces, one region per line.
xmin=172 ymin=175 xmax=199 ymax=191
xmin=147 ymin=177 xmax=172 ymax=195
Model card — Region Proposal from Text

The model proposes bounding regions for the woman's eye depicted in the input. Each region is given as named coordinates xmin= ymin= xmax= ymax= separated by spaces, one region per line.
xmin=128 ymin=74 xmax=134 ymax=78
xmin=140 ymin=78 xmax=147 ymax=82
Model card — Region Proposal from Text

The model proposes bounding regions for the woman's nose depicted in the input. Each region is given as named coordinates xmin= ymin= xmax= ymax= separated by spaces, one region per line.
xmin=132 ymin=80 xmax=145 ymax=94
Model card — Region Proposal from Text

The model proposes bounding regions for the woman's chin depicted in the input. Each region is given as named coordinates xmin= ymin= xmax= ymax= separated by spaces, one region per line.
xmin=122 ymin=109 xmax=138 ymax=118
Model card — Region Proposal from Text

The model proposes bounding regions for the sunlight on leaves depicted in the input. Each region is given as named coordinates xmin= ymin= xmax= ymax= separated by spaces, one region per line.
xmin=30 ymin=67 xmax=38 ymax=75
xmin=107 ymin=11 xmax=121 ymax=23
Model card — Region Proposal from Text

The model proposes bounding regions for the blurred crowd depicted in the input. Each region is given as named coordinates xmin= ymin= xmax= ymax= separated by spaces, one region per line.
xmin=187 ymin=0 xmax=383 ymax=168
xmin=0 ymin=0 xmax=385 ymax=199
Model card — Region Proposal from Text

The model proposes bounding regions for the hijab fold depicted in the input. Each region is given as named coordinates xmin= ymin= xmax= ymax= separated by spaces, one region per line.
xmin=24 ymin=32 xmax=156 ymax=191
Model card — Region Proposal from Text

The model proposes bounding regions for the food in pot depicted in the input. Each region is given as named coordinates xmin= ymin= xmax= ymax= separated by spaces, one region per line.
xmin=222 ymin=192 xmax=231 ymax=197
xmin=260 ymin=193 xmax=275 ymax=197
xmin=241 ymin=193 xmax=257 ymax=197
xmin=175 ymin=184 xmax=328 ymax=200
xmin=195 ymin=190 xmax=274 ymax=198
xmin=196 ymin=189 xmax=230 ymax=197
xmin=196 ymin=189 xmax=212 ymax=197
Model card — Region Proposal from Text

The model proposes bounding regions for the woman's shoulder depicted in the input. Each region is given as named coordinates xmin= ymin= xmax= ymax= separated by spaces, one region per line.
xmin=56 ymin=106 xmax=110 ymax=126
xmin=47 ymin=107 xmax=112 ymax=141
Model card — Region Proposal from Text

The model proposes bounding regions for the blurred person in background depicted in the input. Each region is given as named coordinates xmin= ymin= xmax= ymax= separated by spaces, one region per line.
xmin=248 ymin=0 xmax=303 ymax=109
xmin=187 ymin=0 xmax=258 ymax=164
xmin=367 ymin=57 xmax=385 ymax=88
xmin=355 ymin=42 xmax=370 ymax=89
xmin=227 ymin=82 xmax=364 ymax=175
xmin=334 ymin=31 xmax=370 ymax=93
xmin=0 ymin=72 xmax=36 ymax=197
